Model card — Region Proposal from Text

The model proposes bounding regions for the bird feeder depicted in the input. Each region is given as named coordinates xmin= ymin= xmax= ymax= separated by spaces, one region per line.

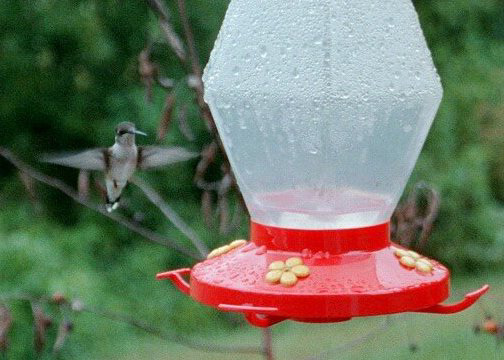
xmin=157 ymin=0 xmax=488 ymax=327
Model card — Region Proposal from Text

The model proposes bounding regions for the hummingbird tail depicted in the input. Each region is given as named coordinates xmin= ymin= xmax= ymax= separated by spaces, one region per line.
xmin=106 ymin=195 xmax=121 ymax=213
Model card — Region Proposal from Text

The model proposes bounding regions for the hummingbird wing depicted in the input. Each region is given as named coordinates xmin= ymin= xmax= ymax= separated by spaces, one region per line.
xmin=137 ymin=146 xmax=198 ymax=170
xmin=41 ymin=148 xmax=108 ymax=171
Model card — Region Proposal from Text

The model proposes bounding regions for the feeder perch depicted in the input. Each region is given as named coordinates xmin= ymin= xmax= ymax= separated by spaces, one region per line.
xmin=157 ymin=0 xmax=488 ymax=327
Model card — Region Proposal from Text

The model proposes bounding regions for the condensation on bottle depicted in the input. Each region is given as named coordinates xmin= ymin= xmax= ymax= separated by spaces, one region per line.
xmin=203 ymin=0 xmax=442 ymax=230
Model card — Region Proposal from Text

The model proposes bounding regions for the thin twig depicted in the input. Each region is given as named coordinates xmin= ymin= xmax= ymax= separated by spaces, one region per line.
xmin=417 ymin=183 xmax=440 ymax=249
xmin=230 ymin=197 xmax=244 ymax=233
xmin=1 ymin=293 xmax=264 ymax=356
xmin=217 ymin=171 xmax=233 ymax=234
xmin=77 ymin=170 xmax=89 ymax=201
xmin=0 ymin=303 xmax=12 ymax=353
xmin=0 ymin=148 xmax=202 ymax=260
xmin=262 ymin=328 xmax=274 ymax=360
xmin=82 ymin=305 xmax=263 ymax=355
xmin=144 ymin=0 xmax=246 ymax=231
xmin=176 ymin=0 xmax=201 ymax=79
xmin=138 ymin=46 xmax=158 ymax=103
xmin=177 ymin=104 xmax=195 ymax=141
xmin=17 ymin=170 xmax=37 ymax=203
xmin=175 ymin=0 xmax=217 ymax=133
xmin=31 ymin=302 xmax=52 ymax=354
xmin=391 ymin=182 xmax=440 ymax=251
xmin=157 ymin=90 xmax=176 ymax=141
xmin=305 ymin=317 xmax=392 ymax=360
xmin=52 ymin=305 xmax=73 ymax=355
xmin=52 ymin=320 xmax=72 ymax=355
xmin=131 ymin=176 xmax=209 ymax=257
xmin=145 ymin=0 xmax=186 ymax=61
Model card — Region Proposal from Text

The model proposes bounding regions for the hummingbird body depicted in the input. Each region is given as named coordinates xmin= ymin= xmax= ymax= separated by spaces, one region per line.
xmin=104 ymin=142 xmax=138 ymax=211
xmin=42 ymin=122 xmax=197 ymax=212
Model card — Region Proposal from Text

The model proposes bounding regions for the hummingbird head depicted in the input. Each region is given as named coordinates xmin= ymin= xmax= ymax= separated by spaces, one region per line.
xmin=115 ymin=122 xmax=147 ymax=146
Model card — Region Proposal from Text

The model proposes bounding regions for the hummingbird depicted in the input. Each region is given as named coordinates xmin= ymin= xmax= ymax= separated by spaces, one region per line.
xmin=42 ymin=122 xmax=198 ymax=212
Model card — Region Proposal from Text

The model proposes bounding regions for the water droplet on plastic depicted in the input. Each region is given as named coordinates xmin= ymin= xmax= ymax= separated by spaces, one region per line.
xmin=260 ymin=45 xmax=267 ymax=58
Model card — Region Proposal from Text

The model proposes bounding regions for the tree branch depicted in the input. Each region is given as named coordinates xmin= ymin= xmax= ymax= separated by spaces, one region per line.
xmin=305 ymin=317 xmax=392 ymax=360
xmin=0 ymin=147 xmax=202 ymax=261
xmin=81 ymin=304 xmax=263 ymax=355
xmin=262 ymin=328 xmax=274 ymax=360
xmin=144 ymin=0 xmax=247 ymax=231
xmin=145 ymin=0 xmax=186 ymax=61
xmin=0 ymin=293 xmax=264 ymax=356
xmin=176 ymin=0 xmax=202 ymax=79
xmin=175 ymin=0 xmax=217 ymax=133
xmin=131 ymin=176 xmax=209 ymax=257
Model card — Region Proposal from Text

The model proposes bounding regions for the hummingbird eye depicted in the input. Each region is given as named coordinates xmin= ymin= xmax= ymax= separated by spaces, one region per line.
xmin=117 ymin=129 xmax=128 ymax=136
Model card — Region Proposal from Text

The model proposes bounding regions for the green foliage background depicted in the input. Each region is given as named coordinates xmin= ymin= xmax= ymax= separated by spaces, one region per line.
xmin=0 ymin=0 xmax=503 ymax=358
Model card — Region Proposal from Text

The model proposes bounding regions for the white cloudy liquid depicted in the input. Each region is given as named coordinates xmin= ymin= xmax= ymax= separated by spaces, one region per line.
xmin=251 ymin=188 xmax=392 ymax=229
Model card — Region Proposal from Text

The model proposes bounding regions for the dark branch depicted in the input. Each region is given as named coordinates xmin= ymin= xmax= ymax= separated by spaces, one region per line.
xmin=131 ymin=176 xmax=209 ymax=257
xmin=145 ymin=0 xmax=186 ymax=61
xmin=176 ymin=0 xmax=217 ymax=133
xmin=305 ymin=317 xmax=392 ymax=360
xmin=262 ymin=328 xmax=274 ymax=360
xmin=81 ymin=304 xmax=263 ymax=355
xmin=0 ymin=147 xmax=202 ymax=261
xmin=0 ymin=293 xmax=263 ymax=356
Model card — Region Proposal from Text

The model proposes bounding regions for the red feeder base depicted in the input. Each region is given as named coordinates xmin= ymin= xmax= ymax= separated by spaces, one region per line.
xmin=157 ymin=221 xmax=488 ymax=327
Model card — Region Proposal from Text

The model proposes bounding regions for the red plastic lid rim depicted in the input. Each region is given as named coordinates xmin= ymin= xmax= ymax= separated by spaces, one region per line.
xmin=156 ymin=221 xmax=490 ymax=327
xmin=251 ymin=221 xmax=390 ymax=254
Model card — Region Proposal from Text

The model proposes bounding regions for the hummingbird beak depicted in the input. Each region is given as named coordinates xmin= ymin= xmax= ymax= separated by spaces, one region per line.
xmin=132 ymin=129 xmax=147 ymax=136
